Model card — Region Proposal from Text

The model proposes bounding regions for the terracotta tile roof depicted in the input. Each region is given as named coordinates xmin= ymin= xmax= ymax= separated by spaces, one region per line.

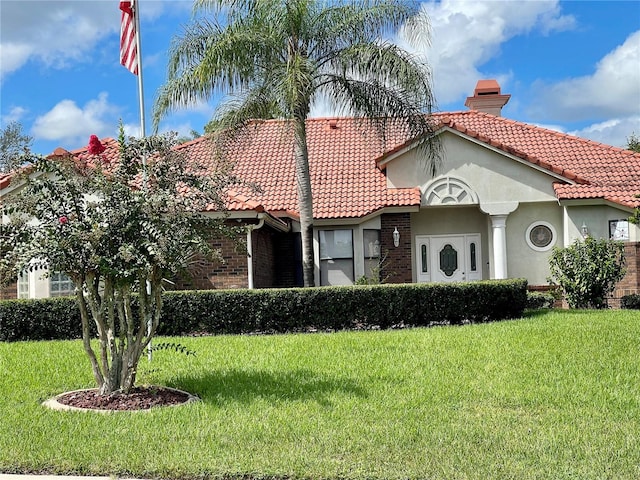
xmin=175 ymin=118 xmax=421 ymax=219
xmin=3 ymin=112 xmax=639 ymax=217
xmin=436 ymin=111 xmax=640 ymax=208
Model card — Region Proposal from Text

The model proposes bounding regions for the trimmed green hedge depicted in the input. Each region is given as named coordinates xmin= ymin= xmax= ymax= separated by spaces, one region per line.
xmin=1 ymin=279 xmax=528 ymax=342
xmin=621 ymin=294 xmax=640 ymax=310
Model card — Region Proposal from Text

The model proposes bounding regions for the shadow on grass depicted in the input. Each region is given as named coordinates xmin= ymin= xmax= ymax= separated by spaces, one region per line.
xmin=172 ymin=368 xmax=367 ymax=407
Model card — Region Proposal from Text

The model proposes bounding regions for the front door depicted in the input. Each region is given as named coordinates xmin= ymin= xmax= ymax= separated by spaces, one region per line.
xmin=416 ymin=234 xmax=482 ymax=283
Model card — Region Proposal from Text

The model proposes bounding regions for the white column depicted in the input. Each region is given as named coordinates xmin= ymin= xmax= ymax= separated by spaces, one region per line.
xmin=490 ymin=215 xmax=508 ymax=279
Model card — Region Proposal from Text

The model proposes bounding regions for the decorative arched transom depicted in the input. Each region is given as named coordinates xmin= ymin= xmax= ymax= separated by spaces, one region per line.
xmin=422 ymin=176 xmax=478 ymax=206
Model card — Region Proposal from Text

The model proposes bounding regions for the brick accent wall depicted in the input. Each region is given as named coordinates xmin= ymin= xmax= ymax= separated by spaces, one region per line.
xmin=0 ymin=281 xmax=17 ymax=300
xmin=172 ymin=225 xmax=249 ymax=290
xmin=609 ymin=241 xmax=639 ymax=307
xmin=381 ymin=213 xmax=412 ymax=283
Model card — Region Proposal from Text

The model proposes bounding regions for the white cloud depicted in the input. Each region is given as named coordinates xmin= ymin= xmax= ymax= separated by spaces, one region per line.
xmin=31 ymin=92 xmax=119 ymax=145
xmin=2 ymin=106 xmax=29 ymax=125
xmin=528 ymin=30 xmax=640 ymax=122
xmin=406 ymin=0 xmax=576 ymax=105
xmin=569 ymin=115 xmax=640 ymax=150
xmin=0 ymin=0 xmax=180 ymax=80
xmin=0 ymin=1 xmax=118 ymax=79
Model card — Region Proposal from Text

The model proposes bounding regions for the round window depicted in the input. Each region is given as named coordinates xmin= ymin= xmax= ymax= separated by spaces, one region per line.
xmin=526 ymin=222 xmax=556 ymax=252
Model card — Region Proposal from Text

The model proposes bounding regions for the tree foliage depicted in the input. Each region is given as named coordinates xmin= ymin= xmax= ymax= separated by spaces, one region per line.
xmin=1 ymin=130 xmax=241 ymax=394
xmin=0 ymin=121 xmax=33 ymax=173
xmin=627 ymin=133 xmax=640 ymax=153
xmin=548 ymin=237 xmax=626 ymax=309
xmin=627 ymin=134 xmax=640 ymax=224
xmin=153 ymin=0 xmax=441 ymax=286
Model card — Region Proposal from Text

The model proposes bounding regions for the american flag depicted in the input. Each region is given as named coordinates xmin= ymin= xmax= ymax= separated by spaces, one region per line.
xmin=120 ymin=0 xmax=138 ymax=75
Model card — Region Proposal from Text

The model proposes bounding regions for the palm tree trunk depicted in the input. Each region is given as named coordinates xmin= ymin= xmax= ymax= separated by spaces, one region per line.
xmin=293 ymin=116 xmax=315 ymax=287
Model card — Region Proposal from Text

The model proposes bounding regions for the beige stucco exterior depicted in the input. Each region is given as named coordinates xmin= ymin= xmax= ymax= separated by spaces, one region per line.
xmin=379 ymin=129 xmax=638 ymax=287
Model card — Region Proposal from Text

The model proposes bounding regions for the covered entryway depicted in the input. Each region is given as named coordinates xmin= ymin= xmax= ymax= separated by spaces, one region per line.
xmin=416 ymin=234 xmax=482 ymax=283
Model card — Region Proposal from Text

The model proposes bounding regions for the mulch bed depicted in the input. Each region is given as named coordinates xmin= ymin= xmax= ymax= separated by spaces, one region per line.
xmin=55 ymin=386 xmax=192 ymax=411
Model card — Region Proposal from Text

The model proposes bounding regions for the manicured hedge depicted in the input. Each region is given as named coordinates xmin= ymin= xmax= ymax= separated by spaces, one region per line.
xmin=621 ymin=294 xmax=640 ymax=310
xmin=0 ymin=279 xmax=528 ymax=342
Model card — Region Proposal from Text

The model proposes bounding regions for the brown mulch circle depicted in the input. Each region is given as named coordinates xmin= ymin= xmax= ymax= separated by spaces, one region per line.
xmin=54 ymin=386 xmax=195 ymax=411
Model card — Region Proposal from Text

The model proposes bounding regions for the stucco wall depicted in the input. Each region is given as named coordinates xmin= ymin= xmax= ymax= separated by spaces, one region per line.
xmin=387 ymin=131 xmax=560 ymax=205
xmin=563 ymin=204 xmax=638 ymax=245
xmin=410 ymin=206 xmax=490 ymax=282
xmin=505 ymin=202 xmax=564 ymax=285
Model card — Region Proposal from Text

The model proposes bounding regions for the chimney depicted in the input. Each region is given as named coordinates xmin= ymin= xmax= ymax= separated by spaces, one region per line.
xmin=464 ymin=79 xmax=511 ymax=116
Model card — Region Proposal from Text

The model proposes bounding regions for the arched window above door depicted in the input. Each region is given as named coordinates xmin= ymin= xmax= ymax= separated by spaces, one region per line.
xmin=422 ymin=176 xmax=478 ymax=206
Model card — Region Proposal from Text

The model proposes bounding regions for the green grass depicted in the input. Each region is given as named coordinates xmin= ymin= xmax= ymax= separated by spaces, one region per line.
xmin=1 ymin=309 xmax=639 ymax=479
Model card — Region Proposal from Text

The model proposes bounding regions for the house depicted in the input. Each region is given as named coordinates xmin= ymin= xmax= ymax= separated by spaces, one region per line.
xmin=2 ymin=80 xmax=639 ymax=304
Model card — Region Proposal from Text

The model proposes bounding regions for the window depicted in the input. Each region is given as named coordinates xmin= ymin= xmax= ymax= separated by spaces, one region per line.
xmin=17 ymin=272 xmax=29 ymax=299
xmin=363 ymin=229 xmax=381 ymax=281
xmin=609 ymin=220 xmax=629 ymax=240
xmin=319 ymin=230 xmax=354 ymax=285
xmin=469 ymin=242 xmax=477 ymax=272
xmin=50 ymin=271 xmax=74 ymax=297
xmin=525 ymin=222 xmax=556 ymax=252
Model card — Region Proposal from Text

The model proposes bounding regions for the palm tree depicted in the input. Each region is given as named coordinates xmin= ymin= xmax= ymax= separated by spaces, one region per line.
xmin=154 ymin=0 xmax=441 ymax=287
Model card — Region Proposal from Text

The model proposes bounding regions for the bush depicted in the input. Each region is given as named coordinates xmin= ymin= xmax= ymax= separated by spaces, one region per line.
xmin=526 ymin=291 xmax=555 ymax=310
xmin=1 ymin=280 xmax=528 ymax=341
xmin=0 ymin=296 xmax=85 ymax=341
xmin=621 ymin=294 xmax=640 ymax=310
xmin=548 ymin=237 xmax=626 ymax=309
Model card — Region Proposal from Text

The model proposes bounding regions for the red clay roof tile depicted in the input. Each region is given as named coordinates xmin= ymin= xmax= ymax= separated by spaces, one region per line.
xmin=5 ymin=112 xmax=639 ymax=217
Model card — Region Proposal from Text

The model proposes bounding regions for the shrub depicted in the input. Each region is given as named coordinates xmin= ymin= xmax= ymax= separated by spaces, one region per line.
xmin=621 ymin=294 xmax=640 ymax=310
xmin=548 ymin=237 xmax=626 ymax=309
xmin=1 ymin=280 xmax=528 ymax=341
xmin=526 ymin=291 xmax=555 ymax=310
xmin=0 ymin=296 xmax=84 ymax=341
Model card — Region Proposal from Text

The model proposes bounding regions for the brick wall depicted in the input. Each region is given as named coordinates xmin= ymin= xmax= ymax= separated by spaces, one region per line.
xmin=0 ymin=281 xmax=17 ymax=300
xmin=381 ymin=213 xmax=412 ymax=283
xmin=172 ymin=224 xmax=301 ymax=291
xmin=172 ymin=227 xmax=249 ymax=290
xmin=609 ymin=241 xmax=639 ymax=307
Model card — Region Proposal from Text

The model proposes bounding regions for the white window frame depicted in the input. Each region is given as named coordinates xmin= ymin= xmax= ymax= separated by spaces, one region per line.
xmin=525 ymin=221 xmax=557 ymax=252
xmin=319 ymin=229 xmax=354 ymax=286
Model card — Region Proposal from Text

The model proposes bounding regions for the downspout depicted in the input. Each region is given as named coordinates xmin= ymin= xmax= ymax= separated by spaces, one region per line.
xmin=246 ymin=217 xmax=265 ymax=289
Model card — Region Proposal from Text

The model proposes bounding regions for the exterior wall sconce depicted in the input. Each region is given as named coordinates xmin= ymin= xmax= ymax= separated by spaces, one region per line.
xmin=581 ymin=222 xmax=589 ymax=238
xmin=392 ymin=227 xmax=400 ymax=247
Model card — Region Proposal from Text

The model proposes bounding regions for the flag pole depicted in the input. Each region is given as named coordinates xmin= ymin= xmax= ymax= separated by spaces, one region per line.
xmin=133 ymin=0 xmax=146 ymax=139
xmin=131 ymin=0 xmax=152 ymax=360
xmin=120 ymin=0 xmax=152 ymax=360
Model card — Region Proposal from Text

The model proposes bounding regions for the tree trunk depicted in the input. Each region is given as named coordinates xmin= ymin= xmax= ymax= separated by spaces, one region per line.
xmin=74 ymin=273 xmax=164 ymax=395
xmin=293 ymin=115 xmax=315 ymax=287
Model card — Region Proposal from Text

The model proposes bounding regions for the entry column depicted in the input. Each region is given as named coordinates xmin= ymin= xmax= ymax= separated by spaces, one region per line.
xmin=480 ymin=201 xmax=519 ymax=280
xmin=490 ymin=215 xmax=508 ymax=279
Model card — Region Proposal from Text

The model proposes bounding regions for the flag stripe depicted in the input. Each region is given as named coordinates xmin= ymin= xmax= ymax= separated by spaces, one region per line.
xmin=120 ymin=1 xmax=138 ymax=75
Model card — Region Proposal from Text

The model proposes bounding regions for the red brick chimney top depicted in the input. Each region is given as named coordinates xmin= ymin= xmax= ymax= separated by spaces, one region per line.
xmin=465 ymin=79 xmax=511 ymax=116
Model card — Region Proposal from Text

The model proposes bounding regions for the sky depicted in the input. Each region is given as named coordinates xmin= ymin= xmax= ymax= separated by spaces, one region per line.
xmin=1 ymin=0 xmax=639 ymax=155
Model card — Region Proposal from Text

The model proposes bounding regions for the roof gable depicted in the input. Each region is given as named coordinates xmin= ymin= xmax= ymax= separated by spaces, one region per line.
xmin=436 ymin=111 xmax=640 ymax=209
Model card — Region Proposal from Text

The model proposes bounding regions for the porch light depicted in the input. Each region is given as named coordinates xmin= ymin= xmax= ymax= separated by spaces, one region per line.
xmin=581 ymin=222 xmax=589 ymax=238
xmin=392 ymin=227 xmax=400 ymax=247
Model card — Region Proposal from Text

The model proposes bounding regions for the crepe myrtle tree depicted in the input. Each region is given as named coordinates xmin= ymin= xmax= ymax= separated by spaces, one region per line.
xmin=1 ymin=130 xmax=242 ymax=395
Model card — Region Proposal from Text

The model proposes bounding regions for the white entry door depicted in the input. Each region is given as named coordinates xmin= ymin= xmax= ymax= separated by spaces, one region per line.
xmin=416 ymin=234 xmax=482 ymax=283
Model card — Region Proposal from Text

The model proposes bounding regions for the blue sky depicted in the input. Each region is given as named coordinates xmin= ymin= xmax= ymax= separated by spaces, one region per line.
xmin=1 ymin=0 xmax=639 ymax=155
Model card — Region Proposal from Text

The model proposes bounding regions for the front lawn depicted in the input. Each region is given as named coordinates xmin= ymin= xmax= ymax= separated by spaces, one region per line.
xmin=0 ymin=310 xmax=638 ymax=479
